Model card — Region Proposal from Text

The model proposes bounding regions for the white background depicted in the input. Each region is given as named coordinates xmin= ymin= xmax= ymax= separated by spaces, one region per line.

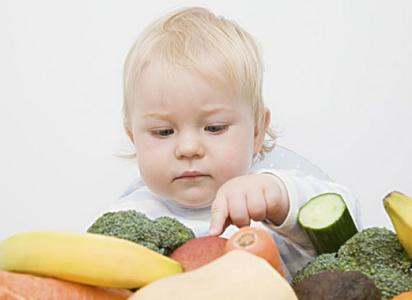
xmin=1 ymin=0 xmax=411 ymax=239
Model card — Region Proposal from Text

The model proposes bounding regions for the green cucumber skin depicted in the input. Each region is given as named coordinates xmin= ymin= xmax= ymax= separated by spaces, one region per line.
xmin=299 ymin=194 xmax=358 ymax=254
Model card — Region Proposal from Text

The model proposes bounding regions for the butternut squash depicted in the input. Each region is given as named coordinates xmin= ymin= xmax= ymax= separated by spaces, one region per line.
xmin=129 ymin=250 xmax=297 ymax=300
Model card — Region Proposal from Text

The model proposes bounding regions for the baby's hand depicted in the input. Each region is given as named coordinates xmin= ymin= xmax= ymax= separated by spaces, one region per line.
xmin=209 ymin=174 xmax=289 ymax=236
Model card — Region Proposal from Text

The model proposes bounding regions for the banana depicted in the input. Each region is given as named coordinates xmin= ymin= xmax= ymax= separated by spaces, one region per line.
xmin=383 ymin=191 xmax=412 ymax=258
xmin=0 ymin=231 xmax=182 ymax=288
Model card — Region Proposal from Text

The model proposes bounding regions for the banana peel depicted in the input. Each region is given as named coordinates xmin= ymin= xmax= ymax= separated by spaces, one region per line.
xmin=383 ymin=191 xmax=412 ymax=258
xmin=0 ymin=231 xmax=182 ymax=288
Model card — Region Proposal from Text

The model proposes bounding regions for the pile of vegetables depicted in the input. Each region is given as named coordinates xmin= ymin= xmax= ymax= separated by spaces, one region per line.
xmin=129 ymin=250 xmax=295 ymax=300
xmin=292 ymin=227 xmax=412 ymax=299
xmin=129 ymin=225 xmax=291 ymax=299
xmin=292 ymin=191 xmax=412 ymax=300
xmin=0 ymin=190 xmax=411 ymax=299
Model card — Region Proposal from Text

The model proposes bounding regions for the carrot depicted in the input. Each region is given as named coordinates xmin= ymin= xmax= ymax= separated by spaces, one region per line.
xmin=224 ymin=226 xmax=284 ymax=276
xmin=392 ymin=291 xmax=412 ymax=300
xmin=0 ymin=286 xmax=25 ymax=300
xmin=0 ymin=270 xmax=132 ymax=300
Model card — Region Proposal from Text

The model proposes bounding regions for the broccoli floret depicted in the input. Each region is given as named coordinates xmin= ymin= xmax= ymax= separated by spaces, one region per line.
xmin=338 ymin=227 xmax=412 ymax=273
xmin=368 ymin=265 xmax=412 ymax=299
xmin=336 ymin=227 xmax=412 ymax=299
xmin=292 ymin=227 xmax=412 ymax=300
xmin=87 ymin=211 xmax=161 ymax=252
xmin=292 ymin=253 xmax=339 ymax=285
xmin=153 ymin=216 xmax=196 ymax=256
xmin=87 ymin=210 xmax=195 ymax=255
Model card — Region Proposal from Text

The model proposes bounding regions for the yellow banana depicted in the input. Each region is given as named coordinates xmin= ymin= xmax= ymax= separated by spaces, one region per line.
xmin=0 ymin=231 xmax=182 ymax=288
xmin=383 ymin=191 xmax=412 ymax=258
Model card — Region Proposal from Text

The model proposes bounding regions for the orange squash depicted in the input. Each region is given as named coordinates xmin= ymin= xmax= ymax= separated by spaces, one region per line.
xmin=130 ymin=250 xmax=297 ymax=300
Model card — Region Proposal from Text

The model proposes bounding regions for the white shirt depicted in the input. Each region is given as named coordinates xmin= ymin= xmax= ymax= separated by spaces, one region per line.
xmin=103 ymin=168 xmax=361 ymax=282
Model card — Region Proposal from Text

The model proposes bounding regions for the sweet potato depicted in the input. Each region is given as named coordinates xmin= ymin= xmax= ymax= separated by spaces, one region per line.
xmin=0 ymin=270 xmax=132 ymax=300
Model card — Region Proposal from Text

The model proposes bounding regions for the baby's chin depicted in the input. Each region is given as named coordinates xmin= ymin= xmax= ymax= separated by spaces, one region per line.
xmin=170 ymin=195 xmax=213 ymax=209
xmin=162 ymin=186 xmax=216 ymax=209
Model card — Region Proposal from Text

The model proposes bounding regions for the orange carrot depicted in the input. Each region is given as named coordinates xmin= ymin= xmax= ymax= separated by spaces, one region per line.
xmin=224 ymin=226 xmax=284 ymax=276
xmin=392 ymin=291 xmax=412 ymax=300
xmin=0 ymin=285 xmax=25 ymax=300
xmin=0 ymin=270 xmax=132 ymax=300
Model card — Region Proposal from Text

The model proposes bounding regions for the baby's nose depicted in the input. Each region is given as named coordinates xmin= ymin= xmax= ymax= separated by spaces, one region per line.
xmin=175 ymin=134 xmax=205 ymax=159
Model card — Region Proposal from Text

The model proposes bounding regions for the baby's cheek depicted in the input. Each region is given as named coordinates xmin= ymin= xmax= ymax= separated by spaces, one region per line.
xmin=215 ymin=151 xmax=252 ymax=183
xmin=138 ymin=154 xmax=169 ymax=190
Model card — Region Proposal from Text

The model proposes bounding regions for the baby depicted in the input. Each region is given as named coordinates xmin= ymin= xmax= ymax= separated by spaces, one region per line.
xmin=110 ymin=6 xmax=361 ymax=279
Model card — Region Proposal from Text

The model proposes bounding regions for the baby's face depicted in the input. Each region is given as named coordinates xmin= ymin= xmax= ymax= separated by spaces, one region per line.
xmin=128 ymin=64 xmax=261 ymax=208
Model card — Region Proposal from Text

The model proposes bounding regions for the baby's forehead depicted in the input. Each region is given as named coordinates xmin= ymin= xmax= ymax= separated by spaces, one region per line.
xmin=138 ymin=61 xmax=229 ymax=88
xmin=135 ymin=63 xmax=239 ymax=102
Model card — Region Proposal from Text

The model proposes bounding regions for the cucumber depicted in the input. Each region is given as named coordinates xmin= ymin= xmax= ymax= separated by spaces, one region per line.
xmin=298 ymin=193 xmax=358 ymax=254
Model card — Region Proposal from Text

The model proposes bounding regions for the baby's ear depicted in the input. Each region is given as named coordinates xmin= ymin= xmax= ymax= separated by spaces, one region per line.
xmin=253 ymin=108 xmax=271 ymax=153
xmin=124 ymin=124 xmax=134 ymax=144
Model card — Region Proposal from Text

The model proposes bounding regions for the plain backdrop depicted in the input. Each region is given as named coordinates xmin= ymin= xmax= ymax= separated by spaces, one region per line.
xmin=1 ymin=0 xmax=411 ymax=239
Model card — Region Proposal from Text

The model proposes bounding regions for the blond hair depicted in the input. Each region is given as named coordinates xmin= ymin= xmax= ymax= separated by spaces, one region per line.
xmin=123 ymin=7 xmax=276 ymax=157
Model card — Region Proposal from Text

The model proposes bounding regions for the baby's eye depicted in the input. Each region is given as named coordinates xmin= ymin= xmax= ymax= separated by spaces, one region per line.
xmin=204 ymin=124 xmax=228 ymax=134
xmin=152 ymin=128 xmax=174 ymax=137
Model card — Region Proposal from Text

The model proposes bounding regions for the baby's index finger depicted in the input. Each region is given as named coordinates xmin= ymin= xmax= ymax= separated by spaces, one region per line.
xmin=209 ymin=211 xmax=226 ymax=236
xmin=208 ymin=196 xmax=228 ymax=236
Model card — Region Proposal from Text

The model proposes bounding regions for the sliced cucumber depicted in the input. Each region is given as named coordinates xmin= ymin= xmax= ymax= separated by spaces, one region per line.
xmin=298 ymin=193 xmax=358 ymax=254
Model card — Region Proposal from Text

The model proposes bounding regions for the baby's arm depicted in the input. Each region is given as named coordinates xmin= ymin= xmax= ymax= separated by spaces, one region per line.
xmin=209 ymin=169 xmax=361 ymax=250
xmin=258 ymin=168 xmax=361 ymax=248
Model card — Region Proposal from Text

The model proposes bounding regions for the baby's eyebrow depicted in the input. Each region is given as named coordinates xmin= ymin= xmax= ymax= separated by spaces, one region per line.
xmin=200 ymin=105 xmax=234 ymax=115
xmin=140 ymin=112 xmax=171 ymax=120
xmin=141 ymin=105 xmax=234 ymax=120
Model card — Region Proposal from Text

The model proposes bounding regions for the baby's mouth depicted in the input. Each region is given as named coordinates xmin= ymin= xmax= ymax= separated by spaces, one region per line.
xmin=173 ymin=171 xmax=209 ymax=181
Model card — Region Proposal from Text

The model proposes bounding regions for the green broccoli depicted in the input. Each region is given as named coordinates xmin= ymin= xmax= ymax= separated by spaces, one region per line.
xmin=292 ymin=253 xmax=340 ymax=284
xmin=153 ymin=216 xmax=196 ymax=256
xmin=87 ymin=210 xmax=195 ymax=255
xmin=292 ymin=227 xmax=412 ymax=300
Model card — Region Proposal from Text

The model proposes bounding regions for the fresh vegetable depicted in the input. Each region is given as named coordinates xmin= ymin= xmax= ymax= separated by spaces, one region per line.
xmin=392 ymin=291 xmax=412 ymax=300
xmin=170 ymin=236 xmax=227 ymax=271
xmin=0 ymin=231 xmax=182 ymax=288
xmin=293 ymin=271 xmax=381 ymax=300
xmin=0 ymin=270 xmax=132 ymax=300
xmin=130 ymin=250 xmax=298 ymax=300
xmin=153 ymin=216 xmax=196 ymax=255
xmin=224 ymin=226 xmax=284 ymax=276
xmin=293 ymin=252 xmax=338 ymax=279
xmin=292 ymin=227 xmax=412 ymax=300
xmin=87 ymin=210 xmax=195 ymax=255
xmin=384 ymin=191 xmax=412 ymax=258
xmin=298 ymin=192 xmax=358 ymax=254
xmin=0 ymin=286 xmax=18 ymax=299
